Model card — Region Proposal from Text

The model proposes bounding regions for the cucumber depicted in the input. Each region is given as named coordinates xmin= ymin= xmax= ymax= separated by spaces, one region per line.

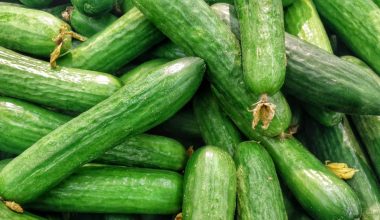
xmin=284 ymin=33 xmax=380 ymax=115
xmin=210 ymin=3 xmax=240 ymax=40
xmin=340 ymin=55 xmax=380 ymax=179
xmin=313 ymin=0 xmax=380 ymax=76
xmin=234 ymin=0 xmax=285 ymax=96
xmin=234 ymin=141 xmax=286 ymax=220
xmin=301 ymin=117 xmax=380 ymax=220
xmin=69 ymin=7 xmax=117 ymax=37
xmin=119 ymin=59 xmax=169 ymax=84
xmin=0 ymin=46 xmax=122 ymax=113
xmin=26 ymin=165 xmax=183 ymax=214
xmin=261 ymin=136 xmax=361 ymax=219
xmin=0 ymin=3 xmax=71 ymax=57
xmin=58 ymin=7 xmax=165 ymax=73
xmin=133 ymin=0 xmax=292 ymax=137
xmin=0 ymin=97 xmax=70 ymax=154
xmin=19 ymin=0 xmax=52 ymax=8
xmin=285 ymin=0 xmax=343 ymax=127
xmin=0 ymin=57 xmax=205 ymax=203
xmin=281 ymin=185 xmax=311 ymax=220
xmin=150 ymin=43 xmax=187 ymax=60
xmin=193 ymin=86 xmax=241 ymax=156
xmin=71 ymin=0 xmax=114 ymax=16
xmin=182 ymin=146 xmax=236 ymax=220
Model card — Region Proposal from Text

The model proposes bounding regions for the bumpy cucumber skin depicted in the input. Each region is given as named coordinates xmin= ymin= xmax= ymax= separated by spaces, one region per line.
xmin=302 ymin=117 xmax=380 ymax=220
xmin=285 ymin=0 xmax=343 ymax=126
xmin=27 ymin=165 xmax=183 ymax=214
xmin=58 ymin=7 xmax=165 ymax=73
xmin=97 ymin=134 xmax=187 ymax=171
xmin=183 ymin=146 xmax=236 ymax=220
xmin=0 ymin=97 xmax=70 ymax=154
xmin=313 ymin=0 xmax=380 ymax=76
xmin=210 ymin=3 xmax=240 ymax=40
xmin=0 ymin=46 xmax=122 ymax=113
xmin=235 ymin=0 xmax=285 ymax=95
xmin=234 ymin=141 xmax=287 ymax=220
xmin=70 ymin=8 xmax=117 ymax=37
xmin=0 ymin=57 xmax=205 ymax=203
xmin=193 ymin=87 xmax=241 ymax=156
xmin=261 ymin=137 xmax=361 ymax=220
xmin=71 ymin=0 xmax=114 ymax=16
xmin=119 ymin=59 xmax=168 ymax=84
xmin=284 ymin=33 xmax=380 ymax=115
xmin=133 ymin=0 xmax=291 ymax=137
xmin=0 ymin=3 xmax=71 ymax=57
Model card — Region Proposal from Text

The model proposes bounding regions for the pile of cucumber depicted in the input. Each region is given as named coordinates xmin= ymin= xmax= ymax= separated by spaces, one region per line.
xmin=0 ymin=0 xmax=380 ymax=219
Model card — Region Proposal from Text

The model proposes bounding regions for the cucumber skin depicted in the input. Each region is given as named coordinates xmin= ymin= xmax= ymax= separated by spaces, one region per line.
xmin=0 ymin=3 xmax=71 ymax=57
xmin=26 ymin=165 xmax=183 ymax=214
xmin=0 ymin=46 xmax=122 ymax=113
xmin=151 ymin=43 xmax=187 ymax=60
xmin=284 ymin=33 xmax=380 ymax=115
xmin=119 ymin=59 xmax=169 ymax=84
xmin=234 ymin=0 xmax=285 ymax=95
xmin=261 ymin=137 xmax=361 ymax=220
xmin=58 ymin=7 xmax=165 ymax=73
xmin=70 ymin=8 xmax=117 ymax=37
xmin=71 ymin=0 xmax=114 ymax=16
xmin=302 ymin=117 xmax=380 ymax=220
xmin=285 ymin=0 xmax=343 ymax=126
xmin=210 ymin=3 xmax=240 ymax=40
xmin=234 ymin=141 xmax=287 ymax=220
xmin=19 ymin=0 xmax=52 ymax=8
xmin=183 ymin=146 xmax=236 ymax=220
xmin=193 ymin=87 xmax=241 ymax=156
xmin=133 ymin=0 xmax=291 ymax=137
xmin=0 ymin=57 xmax=205 ymax=203
xmin=313 ymin=0 xmax=380 ymax=76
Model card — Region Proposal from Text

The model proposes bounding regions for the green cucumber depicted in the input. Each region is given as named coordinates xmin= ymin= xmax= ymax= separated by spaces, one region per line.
xmin=301 ymin=117 xmax=380 ymax=220
xmin=58 ymin=7 xmax=165 ymax=73
xmin=0 ymin=46 xmax=122 ymax=113
xmin=183 ymin=146 xmax=236 ymax=220
xmin=69 ymin=7 xmax=117 ymax=37
xmin=261 ymin=137 xmax=361 ymax=219
xmin=0 ymin=3 xmax=71 ymax=57
xmin=71 ymin=0 xmax=114 ymax=16
xmin=341 ymin=55 xmax=372 ymax=69
xmin=234 ymin=141 xmax=286 ymax=219
xmin=284 ymin=33 xmax=380 ymax=115
xmin=281 ymin=185 xmax=311 ymax=220
xmin=193 ymin=86 xmax=241 ymax=155
xmin=210 ymin=3 xmax=240 ymax=40
xmin=19 ymin=0 xmax=52 ymax=8
xmin=133 ymin=0 xmax=292 ymax=137
xmin=0 ymin=57 xmax=205 ymax=203
xmin=119 ymin=59 xmax=169 ymax=83
xmin=150 ymin=43 xmax=187 ymax=61
xmin=0 ymin=97 xmax=186 ymax=171
xmin=313 ymin=0 xmax=380 ymax=76
xmin=285 ymin=0 xmax=343 ymax=126
xmin=234 ymin=0 xmax=285 ymax=96
xmin=27 ymin=165 xmax=183 ymax=214
xmin=0 ymin=97 xmax=71 ymax=154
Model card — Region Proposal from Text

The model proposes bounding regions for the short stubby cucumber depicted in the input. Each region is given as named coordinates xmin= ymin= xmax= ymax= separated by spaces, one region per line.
xmin=0 ymin=3 xmax=71 ymax=57
xmin=0 ymin=46 xmax=122 ymax=113
xmin=183 ymin=146 xmax=236 ymax=220
xmin=234 ymin=141 xmax=287 ymax=220
xmin=0 ymin=57 xmax=205 ymax=204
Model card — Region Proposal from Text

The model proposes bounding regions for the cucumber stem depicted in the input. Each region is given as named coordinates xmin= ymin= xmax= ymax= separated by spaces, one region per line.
xmin=250 ymin=94 xmax=276 ymax=130
xmin=0 ymin=197 xmax=23 ymax=213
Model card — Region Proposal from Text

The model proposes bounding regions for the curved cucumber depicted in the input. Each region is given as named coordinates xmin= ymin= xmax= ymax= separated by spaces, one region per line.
xmin=183 ymin=146 xmax=236 ymax=220
xmin=58 ymin=7 xmax=164 ymax=73
xmin=69 ymin=7 xmax=117 ymax=37
xmin=234 ymin=141 xmax=286 ymax=220
xmin=302 ymin=117 xmax=380 ymax=220
xmin=313 ymin=0 xmax=380 ymax=76
xmin=133 ymin=0 xmax=291 ymax=137
xmin=0 ymin=57 xmax=205 ymax=204
xmin=261 ymin=137 xmax=361 ymax=220
xmin=193 ymin=86 xmax=241 ymax=155
xmin=119 ymin=59 xmax=169 ymax=83
xmin=0 ymin=3 xmax=71 ymax=57
xmin=27 ymin=165 xmax=183 ymax=214
xmin=235 ymin=0 xmax=285 ymax=95
xmin=0 ymin=46 xmax=122 ymax=113
xmin=71 ymin=0 xmax=114 ymax=16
